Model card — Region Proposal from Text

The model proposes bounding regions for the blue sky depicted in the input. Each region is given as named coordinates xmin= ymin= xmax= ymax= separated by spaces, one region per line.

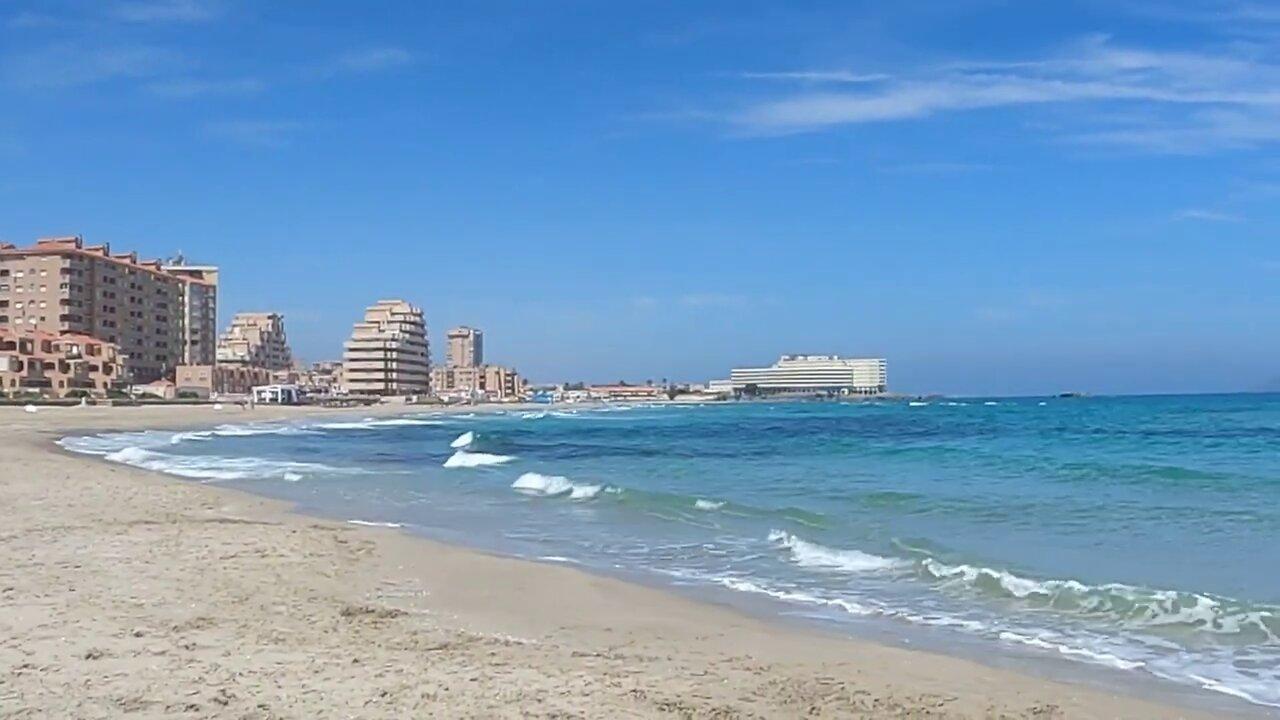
xmin=1 ymin=0 xmax=1278 ymax=395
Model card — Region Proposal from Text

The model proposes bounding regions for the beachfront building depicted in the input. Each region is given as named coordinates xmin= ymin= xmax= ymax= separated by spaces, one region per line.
xmin=431 ymin=324 xmax=524 ymax=401
xmin=341 ymin=299 xmax=430 ymax=396
xmin=278 ymin=360 xmax=343 ymax=396
xmin=0 ymin=236 xmax=217 ymax=384
xmin=162 ymin=261 xmax=219 ymax=365
xmin=588 ymin=384 xmax=664 ymax=401
xmin=446 ymin=326 xmax=483 ymax=368
xmin=0 ymin=328 xmax=123 ymax=397
xmin=430 ymin=363 xmax=524 ymax=401
xmin=730 ymin=355 xmax=887 ymax=396
xmin=174 ymin=364 xmax=272 ymax=398
xmin=216 ymin=312 xmax=292 ymax=371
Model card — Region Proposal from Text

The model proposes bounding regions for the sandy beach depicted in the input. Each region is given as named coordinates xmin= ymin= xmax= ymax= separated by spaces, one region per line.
xmin=0 ymin=404 xmax=1249 ymax=718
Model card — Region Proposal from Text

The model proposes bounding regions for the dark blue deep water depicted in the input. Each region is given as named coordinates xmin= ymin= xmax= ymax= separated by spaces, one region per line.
xmin=63 ymin=395 xmax=1280 ymax=709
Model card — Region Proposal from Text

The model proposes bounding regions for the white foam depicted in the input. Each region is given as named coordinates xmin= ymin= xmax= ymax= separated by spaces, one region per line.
xmin=538 ymin=555 xmax=580 ymax=564
xmin=984 ymin=401 xmax=999 ymax=406
xmin=569 ymin=484 xmax=604 ymax=500
xmin=101 ymin=446 xmax=347 ymax=482
xmin=209 ymin=423 xmax=321 ymax=438
xmin=511 ymin=472 xmax=574 ymax=496
xmin=908 ymin=401 xmax=929 ymax=407
xmin=768 ymin=530 xmax=906 ymax=573
xmin=997 ymin=631 xmax=1145 ymax=671
xmin=347 ymin=519 xmax=404 ymax=528
xmin=443 ymin=450 xmax=514 ymax=468
xmin=712 ymin=576 xmax=876 ymax=617
xmin=316 ymin=417 xmax=442 ymax=431
xmin=694 ymin=499 xmax=726 ymax=511
xmin=314 ymin=418 xmax=378 ymax=430
xmin=450 ymin=431 xmax=475 ymax=449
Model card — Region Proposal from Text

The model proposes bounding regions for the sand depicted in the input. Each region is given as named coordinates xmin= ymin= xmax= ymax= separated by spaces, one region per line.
xmin=0 ymin=404 xmax=1249 ymax=718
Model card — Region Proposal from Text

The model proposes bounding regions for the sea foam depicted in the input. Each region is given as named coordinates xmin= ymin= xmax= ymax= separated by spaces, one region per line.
xmin=101 ymin=446 xmax=345 ymax=482
xmin=450 ymin=431 xmax=475 ymax=449
xmin=443 ymin=450 xmax=514 ymax=468
xmin=511 ymin=472 xmax=607 ymax=500
xmin=511 ymin=472 xmax=574 ymax=496
xmin=768 ymin=530 xmax=906 ymax=573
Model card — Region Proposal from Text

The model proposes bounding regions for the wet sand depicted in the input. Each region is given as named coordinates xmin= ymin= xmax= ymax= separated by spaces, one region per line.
xmin=0 ymin=404 xmax=1244 ymax=718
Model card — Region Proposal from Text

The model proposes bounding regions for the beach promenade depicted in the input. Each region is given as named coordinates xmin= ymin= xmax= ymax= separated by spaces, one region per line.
xmin=0 ymin=404 xmax=1230 ymax=718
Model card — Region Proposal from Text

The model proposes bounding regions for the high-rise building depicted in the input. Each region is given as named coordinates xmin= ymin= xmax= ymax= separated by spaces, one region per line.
xmin=341 ymin=299 xmax=430 ymax=395
xmin=0 ymin=237 xmax=217 ymax=384
xmin=162 ymin=262 xmax=218 ymax=366
xmin=216 ymin=312 xmax=292 ymax=370
xmin=730 ymin=355 xmax=887 ymax=396
xmin=446 ymin=326 xmax=483 ymax=368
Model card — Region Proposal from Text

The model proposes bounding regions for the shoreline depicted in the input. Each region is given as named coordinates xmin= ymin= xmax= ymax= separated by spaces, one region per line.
xmin=1 ymin=405 xmax=1265 ymax=718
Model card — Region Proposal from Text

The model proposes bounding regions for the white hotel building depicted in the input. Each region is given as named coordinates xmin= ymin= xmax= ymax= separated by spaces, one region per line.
xmin=729 ymin=355 xmax=887 ymax=396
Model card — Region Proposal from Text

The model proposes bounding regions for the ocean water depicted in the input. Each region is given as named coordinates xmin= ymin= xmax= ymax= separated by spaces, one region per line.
xmin=60 ymin=396 xmax=1280 ymax=711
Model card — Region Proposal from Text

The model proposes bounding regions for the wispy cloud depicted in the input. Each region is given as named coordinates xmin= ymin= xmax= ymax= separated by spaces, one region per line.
xmin=2 ymin=44 xmax=182 ymax=89
xmin=679 ymin=293 xmax=750 ymax=308
xmin=1174 ymin=208 xmax=1244 ymax=222
xmin=880 ymin=161 xmax=993 ymax=174
xmin=7 ymin=11 xmax=60 ymax=29
xmin=630 ymin=293 xmax=752 ymax=310
xmin=147 ymin=77 xmax=265 ymax=98
xmin=740 ymin=71 xmax=890 ymax=83
xmin=204 ymin=120 xmax=303 ymax=148
xmin=110 ymin=0 xmax=218 ymax=24
xmin=332 ymin=46 xmax=413 ymax=74
xmin=730 ymin=35 xmax=1280 ymax=153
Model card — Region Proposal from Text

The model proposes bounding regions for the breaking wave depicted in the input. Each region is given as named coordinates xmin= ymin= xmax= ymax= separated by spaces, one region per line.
xmin=347 ymin=519 xmax=405 ymax=528
xmin=443 ymin=450 xmax=515 ymax=468
xmin=450 ymin=431 xmax=475 ymax=448
xmin=511 ymin=472 xmax=612 ymax=500
xmin=100 ymin=446 xmax=354 ymax=482
xmin=315 ymin=417 xmax=443 ymax=431
xmin=768 ymin=530 xmax=907 ymax=573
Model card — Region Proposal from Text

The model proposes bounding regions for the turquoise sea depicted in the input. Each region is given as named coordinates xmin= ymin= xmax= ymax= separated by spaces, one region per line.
xmin=62 ymin=395 xmax=1280 ymax=711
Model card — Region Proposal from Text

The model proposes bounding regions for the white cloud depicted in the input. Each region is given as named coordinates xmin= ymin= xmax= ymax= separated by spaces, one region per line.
xmin=740 ymin=71 xmax=890 ymax=83
xmin=730 ymin=35 xmax=1280 ymax=152
xmin=147 ymin=77 xmax=265 ymax=98
xmin=2 ymin=44 xmax=182 ymax=88
xmin=111 ymin=0 xmax=218 ymax=23
xmin=679 ymin=293 xmax=749 ymax=308
xmin=880 ymin=161 xmax=993 ymax=174
xmin=1174 ymin=208 xmax=1244 ymax=222
xmin=333 ymin=47 xmax=413 ymax=74
xmin=204 ymin=120 xmax=303 ymax=148
xmin=7 ymin=11 xmax=59 ymax=28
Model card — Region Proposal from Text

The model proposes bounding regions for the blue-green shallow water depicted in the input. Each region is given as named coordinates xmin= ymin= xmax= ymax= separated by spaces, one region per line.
xmin=61 ymin=395 xmax=1280 ymax=711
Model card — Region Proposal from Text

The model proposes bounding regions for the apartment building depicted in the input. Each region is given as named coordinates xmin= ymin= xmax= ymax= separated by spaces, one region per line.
xmin=217 ymin=312 xmax=292 ymax=370
xmin=0 ymin=237 xmax=216 ymax=384
xmin=430 ymin=363 xmax=523 ymax=401
xmin=341 ymin=299 xmax=430 ymax=395
xmin=446 ymin=326 xmax=483 ymax=368
xmin=0 ymin=328 xmax=123 ymax=397
xmin=730 ymin=355 xmax=888 ymax=396
xmin=175 ymin=363 xmax=273 ymax=398
xmin=162 ymin=262 xmax=219 ymax=365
